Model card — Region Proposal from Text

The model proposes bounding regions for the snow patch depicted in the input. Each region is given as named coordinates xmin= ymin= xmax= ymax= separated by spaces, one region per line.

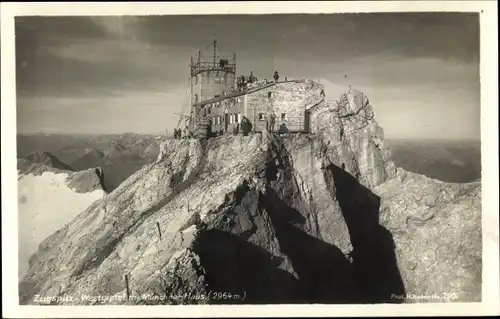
xmin=18 ymin=171 xmax=105 ymax=278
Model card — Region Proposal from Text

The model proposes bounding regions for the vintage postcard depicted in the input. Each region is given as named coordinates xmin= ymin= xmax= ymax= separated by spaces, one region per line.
xmin=1 ymin=1 xmax=498 ymax=318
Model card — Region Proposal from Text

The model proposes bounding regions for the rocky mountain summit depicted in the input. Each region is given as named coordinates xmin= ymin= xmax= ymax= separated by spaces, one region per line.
xmin=19 ymin=83 xmax=481 ymax=305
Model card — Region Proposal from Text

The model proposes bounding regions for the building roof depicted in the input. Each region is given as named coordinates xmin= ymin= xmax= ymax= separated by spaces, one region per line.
xmin=192 ymin=79 xmax=309 ymax=107
xmin=193 ymin=82 xmax=277 ymax=107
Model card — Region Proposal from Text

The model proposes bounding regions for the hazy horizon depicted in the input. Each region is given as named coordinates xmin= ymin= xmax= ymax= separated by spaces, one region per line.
xmin=15 ymin=132 xmax=482 ymax=143
xmin=16 ymin=13 xmax=480 ymax=140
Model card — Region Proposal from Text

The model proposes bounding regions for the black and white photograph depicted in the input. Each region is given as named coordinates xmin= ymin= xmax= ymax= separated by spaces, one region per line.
xmin=1 ymin=1 xmax=498 ymax=317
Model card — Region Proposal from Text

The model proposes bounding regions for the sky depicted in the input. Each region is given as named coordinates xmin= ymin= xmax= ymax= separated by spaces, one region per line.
xmin=15 ymin=13 xmax=480 ymax=139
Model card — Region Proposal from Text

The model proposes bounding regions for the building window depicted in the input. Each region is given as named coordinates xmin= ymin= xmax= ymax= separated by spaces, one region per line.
xmin=258 ymin=113 xmax=265 ymax=121
xmin=237 ymin=113 xmax=242 ymax=123
xmin=229 ymin=115 xmax=234 ymax=124
xmin=195 ymin=94 xmax=199 ymax=103
xmin=268 ymin=92 xmax=273 ymax=98
xmin=214 ymin=116 xmax=221 ymax=125
xmin=207 ymin=107 xmax=211 ymax=114
xmin=215 ymin=95 xmax=220 ymax=98
xmin=281 ymin=113 xmax=287 ymax=120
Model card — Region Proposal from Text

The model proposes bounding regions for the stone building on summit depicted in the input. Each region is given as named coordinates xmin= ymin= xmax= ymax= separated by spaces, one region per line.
xmin=184 ymin=38 xmax=325 ymax=136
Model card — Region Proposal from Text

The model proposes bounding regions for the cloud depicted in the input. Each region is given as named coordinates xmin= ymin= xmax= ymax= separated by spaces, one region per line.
xmin=88 ymin=16 xmax=143 ymax=40
xmin=44 ymin=38 xmax=155 ymax=65
xmin=15 ymin=16 xmax=195 ymax=100
xmin=285 ymin=54 xmax=479 ymax=94
xmin=15 ymin=16 xmax=108 ymax=40
xmin=17 ymin=37 xmax=193 ymax=99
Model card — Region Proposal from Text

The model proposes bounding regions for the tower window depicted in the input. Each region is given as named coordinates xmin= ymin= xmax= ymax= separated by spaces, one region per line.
xmin=258 ymin=113 xmax=264 ymax=121
xmin=281 ymin=113 xmax=287 ymax=120
xmin=268 ymin=92 xmax=273 ymax=98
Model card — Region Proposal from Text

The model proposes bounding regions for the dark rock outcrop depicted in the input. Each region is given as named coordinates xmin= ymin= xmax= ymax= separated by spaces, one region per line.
xmin=66 ymin=167 xmax=108 ymax=194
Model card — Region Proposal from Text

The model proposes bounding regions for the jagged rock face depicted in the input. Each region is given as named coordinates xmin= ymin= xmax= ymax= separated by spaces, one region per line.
xmin=142 ymin=143 xmax=160 ymax=161
xmin=375 ymin=169 xmax=482 ymax=302
xmin=65 ymin=168 xmax=106 ymax=193
xmin=19 ymin=86 xmax=481 ymax=305
xmin=19 ymin=135 xmax=274 ymax=304
xmin=311 ymin=89 xmax=396 ymax=189
xmin=140 ymin=248 xmax=209 ymax=305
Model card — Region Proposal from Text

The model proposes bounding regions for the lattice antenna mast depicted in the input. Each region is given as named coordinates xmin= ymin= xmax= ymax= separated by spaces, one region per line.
xmin=212 ymin=34 xmax=217 ymax=66
xmin=189 ymin=35 xmax=236 ymax=83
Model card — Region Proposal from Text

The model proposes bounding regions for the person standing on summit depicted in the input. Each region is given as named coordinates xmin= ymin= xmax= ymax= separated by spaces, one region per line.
xmin=248 ymin=71 xmax=256 ymax=84
xmin=273 ymin=70 xmax=280 ymax=82
xmin=268 ymin=111 xmax=277 ymax=132
xmin=237 ymin=75 xmax=247 ymax=91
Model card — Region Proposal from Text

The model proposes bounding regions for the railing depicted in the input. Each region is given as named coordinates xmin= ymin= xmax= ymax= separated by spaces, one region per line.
xmin=190 ymin=61 xmax=236 ymax=77
xmin=256 ymin=115 xmax=307 ymax=133
xmin=205 ymin=115 xmax=308 ymax=134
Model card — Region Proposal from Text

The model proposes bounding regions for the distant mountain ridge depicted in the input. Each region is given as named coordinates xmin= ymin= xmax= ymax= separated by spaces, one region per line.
xmin=23 ymin=151 xmax=73 ymax=172
xmin=17 ymin=133 xmax=167 ymax=192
